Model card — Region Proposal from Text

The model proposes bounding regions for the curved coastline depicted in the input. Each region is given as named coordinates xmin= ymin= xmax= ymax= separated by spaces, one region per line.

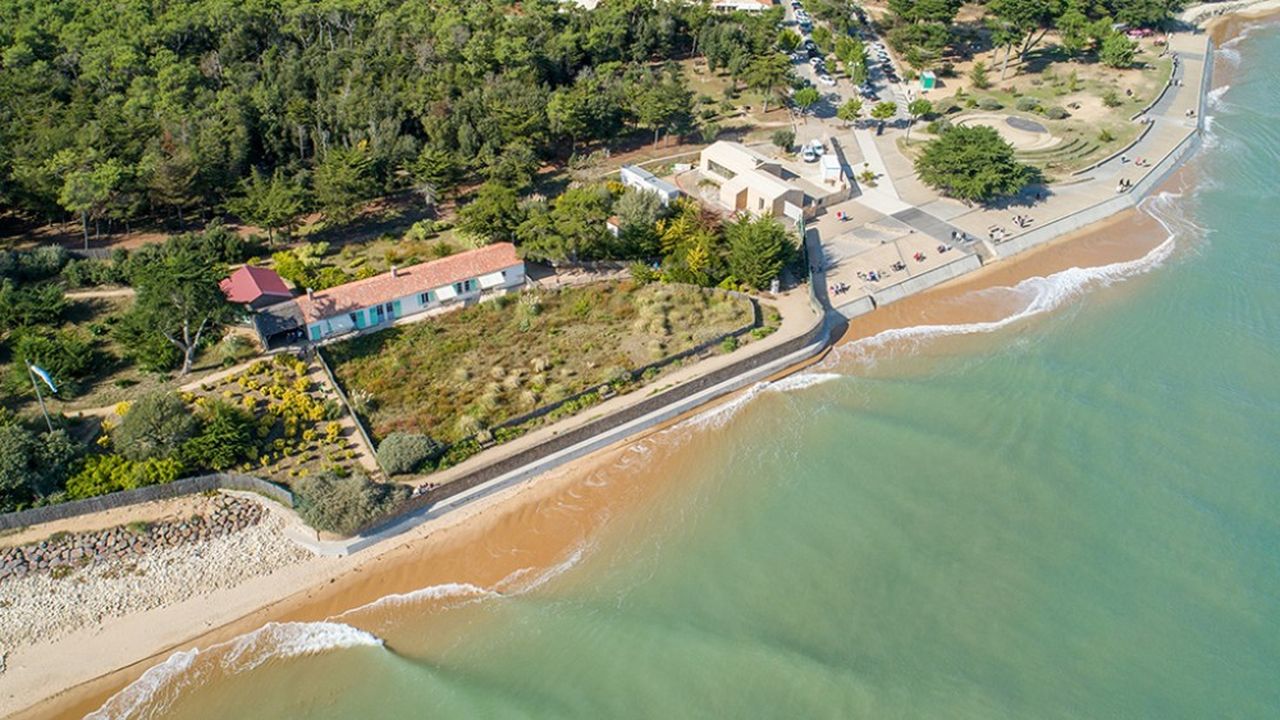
xmin=3 ymin=7 xmax=1273 ymax=719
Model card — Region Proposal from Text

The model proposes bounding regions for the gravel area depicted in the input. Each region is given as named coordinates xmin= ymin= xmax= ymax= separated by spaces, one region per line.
xmin=0 ymin=512 xmax=311 ymax=656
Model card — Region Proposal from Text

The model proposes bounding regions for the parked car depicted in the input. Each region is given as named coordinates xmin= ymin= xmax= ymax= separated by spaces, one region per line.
xmin=801 ymin=145 xmax=818 ymax=162
xmin=817 ymin=74 xmax=837 ymax=87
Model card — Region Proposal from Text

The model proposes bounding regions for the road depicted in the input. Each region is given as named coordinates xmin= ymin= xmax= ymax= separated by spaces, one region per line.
xmin=780 ymin=3 xmax=911 ymax=122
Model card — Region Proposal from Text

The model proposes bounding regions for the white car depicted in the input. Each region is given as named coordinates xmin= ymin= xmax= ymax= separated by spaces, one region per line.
xmin=801 ymin=145 xmax=818 ymax=162
xmin=817 ymin=74 xmax=837 ymax=86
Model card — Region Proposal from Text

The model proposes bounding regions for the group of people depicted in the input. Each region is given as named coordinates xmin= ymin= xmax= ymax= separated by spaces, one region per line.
xmin=1120 ymin=155 xmax=1151 ymax=167
xmin=949 ymin=230 xmax=972 ymax=244
xmin=830 ymin=281 xmax=852 ymax=294
xmin=1116 ymin=178 xmax=1134 ymax=193
xmin=1012 ymin=214 xmax=1034 ymax=229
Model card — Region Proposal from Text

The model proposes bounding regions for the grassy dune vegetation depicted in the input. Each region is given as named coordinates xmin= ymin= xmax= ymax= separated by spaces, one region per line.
xmin=326 ymin=282 xmax=753 ymax=445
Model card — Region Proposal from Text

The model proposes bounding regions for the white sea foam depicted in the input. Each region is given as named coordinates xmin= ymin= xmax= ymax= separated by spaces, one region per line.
xmin=1217 ymin=45 xmax=1242 ymax=65
xmin=497 ymin=541 xmax=593 ymax=595
xmin=823 ymin=198 xmax=1193 ymax=368
xmin=332 ymin=582 xmax=500 ymax=620
xmin=676 ymin=372 xmax=842 ymax=431
xmin=1207 ymin=84 xmax=1232 ymax=110
xmin=87 ymin=622 xmax=382 ymax=720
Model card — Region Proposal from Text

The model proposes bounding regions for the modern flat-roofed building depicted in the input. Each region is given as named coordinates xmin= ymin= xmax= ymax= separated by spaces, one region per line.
xmin=710 ymin=0 xmax=776 ymax=12
xmin=619 ymin=164 xmax=682 ymax=205
xmin=700 ymin=141 xmax=806 ymax=220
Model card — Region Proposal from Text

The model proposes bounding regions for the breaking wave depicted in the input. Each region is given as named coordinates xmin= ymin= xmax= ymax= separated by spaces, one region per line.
xmin=675 ymin=372 xmax=842 ymax=431
xmin=824 ymin=191 xmax=1196 ymax=367
xmin=87 ymin=622 xmax=382 ymax=720
xmin=332 ymin=582 xmax=500 ymax=620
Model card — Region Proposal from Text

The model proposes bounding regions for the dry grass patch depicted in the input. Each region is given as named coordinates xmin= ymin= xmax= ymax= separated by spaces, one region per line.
xmin=325 ymin=281 xmax=753 ymax=446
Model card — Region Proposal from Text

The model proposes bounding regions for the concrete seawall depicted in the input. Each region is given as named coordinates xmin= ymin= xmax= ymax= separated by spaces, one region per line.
xmin=872 ymin=253 xmax=984 ymax=306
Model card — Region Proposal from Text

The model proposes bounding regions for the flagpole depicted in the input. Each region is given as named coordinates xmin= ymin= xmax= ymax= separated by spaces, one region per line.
xmin=27 ymin=363 xmax=53 ymax=433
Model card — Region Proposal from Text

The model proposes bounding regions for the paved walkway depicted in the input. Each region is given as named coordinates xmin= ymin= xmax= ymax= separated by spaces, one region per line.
xmin=808 ymin=30 xmax=1208 ymax=288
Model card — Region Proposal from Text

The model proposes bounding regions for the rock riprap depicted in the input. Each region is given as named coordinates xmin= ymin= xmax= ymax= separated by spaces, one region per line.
xmin=0 ymin=496 xmax=266 ymax=583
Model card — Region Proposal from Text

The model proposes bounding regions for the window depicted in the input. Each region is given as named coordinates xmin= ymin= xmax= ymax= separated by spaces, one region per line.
xmin=453 ymin=281 xmax=463 ymax=295
xmin=707 ymin=159 xmax=737 ymax=180
xmin=465 ymin=278 xmax=478 ymax=292
xmin=374 ymin=305 xmax=386 ymax=323
xmin=384 ymin=302 xmax=395 ymax=318
xmin=418 ymin=291 xmax=435 ymax=305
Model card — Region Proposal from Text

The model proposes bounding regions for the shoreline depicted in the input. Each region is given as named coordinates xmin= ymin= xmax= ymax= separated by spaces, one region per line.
xmin=3 ymin=7 xmax=1272 ymax=718
xmin=0 ymin=174 xmax=1186 ymax=720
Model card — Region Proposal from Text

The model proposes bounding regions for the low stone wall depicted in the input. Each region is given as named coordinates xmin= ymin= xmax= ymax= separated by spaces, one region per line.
xmin=0 ymin=473 xmax=291 ymax=532
xmin=0 ymin=496 xmax=267 ymax=583
xmin=871 ymin=253 xmax=984 ymax=306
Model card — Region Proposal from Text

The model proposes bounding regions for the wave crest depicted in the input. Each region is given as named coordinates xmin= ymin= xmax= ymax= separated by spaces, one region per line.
xmin=825 ymin=193 xmax=1194 ymax=367
xmin=87 ymin=622 xmax=382 ymax=720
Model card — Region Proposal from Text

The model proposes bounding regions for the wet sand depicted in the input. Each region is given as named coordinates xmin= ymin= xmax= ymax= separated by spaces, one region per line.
xmin=11 ymin=14 xmax=1273 ymax=718
xmin=22 ymin=198 xmax=1182 ymax=720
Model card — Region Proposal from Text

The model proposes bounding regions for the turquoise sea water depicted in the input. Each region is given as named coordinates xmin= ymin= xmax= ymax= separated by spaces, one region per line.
xmin=90 ymin=28 xmax=1280 ymax=720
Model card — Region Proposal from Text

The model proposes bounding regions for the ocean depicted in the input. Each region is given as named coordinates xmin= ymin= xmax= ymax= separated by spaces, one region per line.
xmin=85 ymin=24 xmax=1280 ymax=720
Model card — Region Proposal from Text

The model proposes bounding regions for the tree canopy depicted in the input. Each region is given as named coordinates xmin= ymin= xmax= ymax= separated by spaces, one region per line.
xmin=0 ymin=0 xmax=722 ymax=229
xmin=914 ymin=125 xmax=1036 ymax=203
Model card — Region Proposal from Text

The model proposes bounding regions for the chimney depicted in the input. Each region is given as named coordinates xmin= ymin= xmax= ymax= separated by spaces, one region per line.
xmin=306 ymin=287 xmax=313 ymax=300
xmin=390 ymin=265 xmax=398 ymax=278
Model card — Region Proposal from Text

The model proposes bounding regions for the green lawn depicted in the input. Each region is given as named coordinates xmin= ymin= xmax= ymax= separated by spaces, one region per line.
xmin=324 ymin=281 xmax=755 ymax=447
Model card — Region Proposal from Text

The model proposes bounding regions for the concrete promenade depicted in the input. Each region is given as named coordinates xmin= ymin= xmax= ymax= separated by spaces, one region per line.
xmin=807 ymin=30 xmax=1212 ymax=316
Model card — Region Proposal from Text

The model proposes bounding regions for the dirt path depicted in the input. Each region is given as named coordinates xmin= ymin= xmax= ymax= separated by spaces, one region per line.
xmin=64 ymin=287 xmax=135 ymax=300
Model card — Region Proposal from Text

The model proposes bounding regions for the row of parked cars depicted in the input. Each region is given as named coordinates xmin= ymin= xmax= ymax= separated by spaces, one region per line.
xmin=791 ymin=1 xmax=811 ymax=30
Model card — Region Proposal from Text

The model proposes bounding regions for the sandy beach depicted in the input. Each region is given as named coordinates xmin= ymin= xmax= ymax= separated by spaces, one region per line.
xmin=3 ymin=6 xmax=1275 ymax=718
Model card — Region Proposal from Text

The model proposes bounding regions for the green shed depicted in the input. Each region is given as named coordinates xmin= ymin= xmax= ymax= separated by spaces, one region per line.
xmin=920 ymin=71 xmax=937 ymax=91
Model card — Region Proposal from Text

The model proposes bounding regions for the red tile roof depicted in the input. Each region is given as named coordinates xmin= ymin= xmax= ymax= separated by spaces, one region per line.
xmin=220 ymin=265 xmax=293 ymax=304
xmin=292 ymin=243 xmax=521 ymax=323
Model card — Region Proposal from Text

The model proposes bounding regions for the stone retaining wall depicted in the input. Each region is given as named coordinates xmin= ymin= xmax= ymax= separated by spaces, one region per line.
xmin=0 ymin=496 xmax=266 ymax=583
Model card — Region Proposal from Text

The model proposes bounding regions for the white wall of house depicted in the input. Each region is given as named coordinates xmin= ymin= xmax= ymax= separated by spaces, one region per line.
xmin=307 ymin=263 xmax=525 ymax=341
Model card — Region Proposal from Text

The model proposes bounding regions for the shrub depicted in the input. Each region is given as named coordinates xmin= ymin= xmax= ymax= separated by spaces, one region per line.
xmin=292 ymin=471 xmax=409 ymax=535
xmin=1098 ymin=129 xmax=1115 ymax=142
xmin=1044 ymin=106 xmax=1070 ymax=120
xmin=219 ymin=335 xmax=258 ymax=366
xmin=629 ymin=261 xmax=660 ymax=285
xmin=15 ymin=245 xmax=69 ymax=281
xmin=113 ymin=391 xmax=199 ymax=461
xmin=1101 ymin=89 xmax=1122 ymax=108
xmin=65 ymin=454 xmax=185 ymax=499
xmin=377 ymin=432 xmax=442 ymax=475
xmin=719 ymin=336 xmax=739 ymax=353
xmin=182 ymin=401 xmax=258 ymax=471
xmin=977 ymin=97 xmax=1003 ymax=111
xmin=1015 ymin=96 xmax=1041 ymax=112
xmin=771 ymin=129 xmax=796 ymax=152
xmin=926 ymin=118 xmax=953 ymax=135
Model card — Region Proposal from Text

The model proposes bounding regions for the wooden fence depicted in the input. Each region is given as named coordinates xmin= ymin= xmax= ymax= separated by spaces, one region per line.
xmin=0 ymin=473 xmax=292 ymax=531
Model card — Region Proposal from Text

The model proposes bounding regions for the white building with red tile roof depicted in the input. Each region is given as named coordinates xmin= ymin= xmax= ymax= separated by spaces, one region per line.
xmin=264 ymin=243 xmax=525 ymax=344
